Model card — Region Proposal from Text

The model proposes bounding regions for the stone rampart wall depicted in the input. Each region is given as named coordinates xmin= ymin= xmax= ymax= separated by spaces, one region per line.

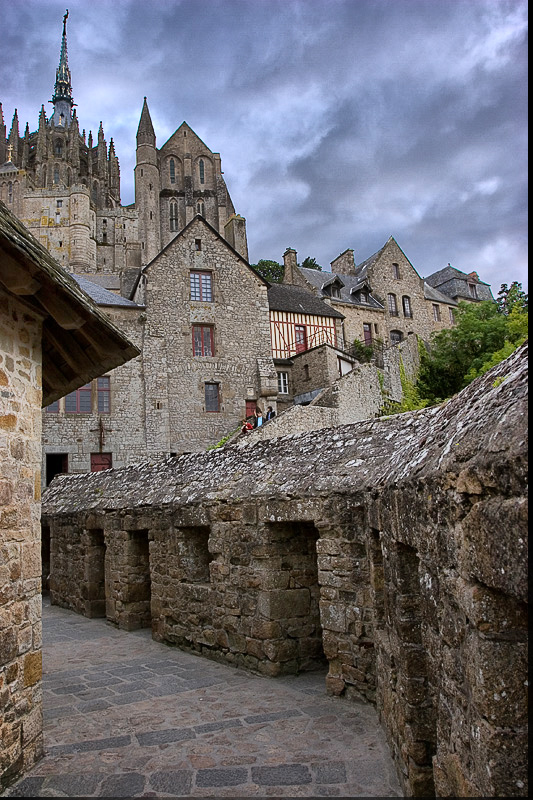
xmin=42 ymin=343 xmax=528 ymax=798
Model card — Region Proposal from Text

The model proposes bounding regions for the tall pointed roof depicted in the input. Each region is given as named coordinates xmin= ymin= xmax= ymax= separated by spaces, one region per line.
xmin=51 ymin=10 xmax=73 ymax=123
xmin=136 ymin=97 xmax=156 ymax=146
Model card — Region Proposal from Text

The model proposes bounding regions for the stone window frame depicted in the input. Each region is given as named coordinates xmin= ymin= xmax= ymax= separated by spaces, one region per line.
xmin=199 ymin=158 xmax=205 ymax=185
xmin=449 ymin=307 xmax=455 ymax=324
xmin=433 ymin=303 xmax=441 ymax=322
xmin=402 ymin=295 xmax=413 ymax=318
xmin=392 ymin=262 xmax=400 ymax=279
xmin=169 ymin=158 xmax=176 ymax=184
xmin=204 ymin=382 xmax=220 ymax=412
xmin=390 ymin=329 xmax=403 ymax=345
xmin=192 ymin=324 xmax=215 ymax=357
xmin=190 ymin=270 xmax=213 ymax=302
xmin=387 ymin=293 xmax=399 ymax=317
xmin=169 ymin=200 xmax=178 ymax=232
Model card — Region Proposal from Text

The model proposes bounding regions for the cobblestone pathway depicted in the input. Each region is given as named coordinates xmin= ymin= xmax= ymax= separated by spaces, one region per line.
xmin=4 ymin=598 xmax=402 ymax=798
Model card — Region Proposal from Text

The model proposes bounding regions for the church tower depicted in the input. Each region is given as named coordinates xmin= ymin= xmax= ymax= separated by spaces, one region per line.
xmin=135 ymin=98 xmax=161 ymax=265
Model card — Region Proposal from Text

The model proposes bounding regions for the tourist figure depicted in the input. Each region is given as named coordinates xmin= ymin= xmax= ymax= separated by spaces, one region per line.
xmin=253 ymin=407 xmax=264 ymax=427
xmin=266 ymin=406 xmax=276 ymax=421
xmin=240 ymin=418 xmax=253 ymax=434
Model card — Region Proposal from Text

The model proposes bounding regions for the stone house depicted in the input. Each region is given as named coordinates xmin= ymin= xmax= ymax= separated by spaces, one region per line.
xmin=41 ymin=342 xmax=528 ymax=798
xmin=281 ymin=239 xmax=461 ymax=348
xmin=0 ymin=199 xmax=139 ymax=791
xmin=130 ymin=214 xmax=278 ymax=454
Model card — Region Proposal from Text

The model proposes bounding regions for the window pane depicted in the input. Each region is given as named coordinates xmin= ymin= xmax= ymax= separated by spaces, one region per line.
xmin=205 ymin=383 xmax=219 ymax=412
xmin=79 ymin=385 xmax=92 ymax=413
xmin=46 ymin=400 xmax=59 ymax=413
xmin=201 ymin=273 xmax=212 ymax=301
xmin=97 ymin=377 xmax=110 ymax=413
xmin=65 ymin=391 xmax=77 ymax=413
xmin=277 ymin=372 xmax=288 ymax=394
xmin=203 ymin=327 xmax=213 ymax=356
xmin=190 ymin=272 xmax=201 ymax=300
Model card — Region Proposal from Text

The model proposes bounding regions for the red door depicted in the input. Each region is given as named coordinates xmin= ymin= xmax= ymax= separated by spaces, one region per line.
xmin=91 ymin=453 xmax=112 ymax=472
xmin=245 ymin=400 xmax=256 ymax=420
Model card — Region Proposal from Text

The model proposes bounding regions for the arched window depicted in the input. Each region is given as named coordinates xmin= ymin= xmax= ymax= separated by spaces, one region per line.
xmin=53 ymin=166 xmax=60 ymax=184
xmin=387 ymin=293 xmax=399 ymax=316
xmin=199 ymin=159 xmax=205 ymax=184
xmin=390 ymin=330 xmax=403 ymax=344
xmin=169 ymin=201 xmax=178 ymax=231
xmin=169 ymin=158 xmax=176 ymax=184
xmin=196 ymin=200 xmax=205 ymax=217
xmin=402 ymin=296 xmax=412 ymax=318
xmin=54 ymin=140 xmax=62 ymax=155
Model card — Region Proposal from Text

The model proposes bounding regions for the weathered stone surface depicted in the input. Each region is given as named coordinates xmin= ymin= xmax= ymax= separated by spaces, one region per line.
xmin=42 ymin=343 xmax=528 ymax=797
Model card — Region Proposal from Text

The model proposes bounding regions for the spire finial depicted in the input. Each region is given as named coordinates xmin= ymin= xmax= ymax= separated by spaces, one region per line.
xmin=51 ymin=10 xmax=73 ymax=126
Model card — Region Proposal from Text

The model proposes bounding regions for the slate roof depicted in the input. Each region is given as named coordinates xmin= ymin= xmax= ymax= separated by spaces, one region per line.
xmin=267 ymin=283 xmax=344 ymax=319
xmin=424 ymin=283 xmax=458 ymax=305
xmin=72 ymin=275 xmax=143 ymax=308
xmin=299 ymin=267 xmax=384 ymax=310
xmin=425 ymin=266 xmax=494 ymax=302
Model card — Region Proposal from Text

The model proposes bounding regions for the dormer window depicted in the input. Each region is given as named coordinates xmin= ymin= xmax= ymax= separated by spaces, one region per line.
xmin=468 ymin=283 xmax=478 ymax=299
xmin=330 ymin=285 xmax=341 ymax=298
xmin=360 ymin=291 xmax=368 ymax=304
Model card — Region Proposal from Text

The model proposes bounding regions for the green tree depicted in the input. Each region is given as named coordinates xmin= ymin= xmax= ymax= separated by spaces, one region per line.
xmin=251 ymin=259 xmax=284 ymax=283
xmin=497 ymin=281 xmax=528 ymax=314
xmin=299 ymin=256 xmax=322 ymax=271
xmin=417 ymin=301 xmax=509 ymax=402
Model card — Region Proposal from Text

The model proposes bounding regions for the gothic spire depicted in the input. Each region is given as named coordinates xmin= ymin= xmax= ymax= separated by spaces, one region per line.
xmin=51 ymin=10 xmax=73 ymax=127
xmin=136 ymin=97 xmax=156 ymax=147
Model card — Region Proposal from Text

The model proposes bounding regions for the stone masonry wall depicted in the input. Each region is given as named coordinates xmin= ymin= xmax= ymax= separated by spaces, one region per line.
xmin=142 ymin=217 xmax=277 ymax=454
xmin=0 ymin=288 xmax=44 ymax=791
xmin=42 ymin=343 xmax=528 ymax=798
xmin=41 ymin=306 xmax=146 ymax=484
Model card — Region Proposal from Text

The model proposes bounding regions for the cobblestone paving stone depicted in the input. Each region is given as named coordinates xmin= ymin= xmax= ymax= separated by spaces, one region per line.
xmin=3 ymin=598 xmax=402 ymax=798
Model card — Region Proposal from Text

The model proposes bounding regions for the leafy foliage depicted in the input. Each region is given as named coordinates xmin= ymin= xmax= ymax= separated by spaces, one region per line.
xmin=251 ymin=259 xmax=284 ymax=283
xmin=497 ymin=281 xmax=528 ymax=314
xmin=299 ymin=256 xmax=323 ymax=271
xmin=417 ymin=292 xmax=527 ymax=403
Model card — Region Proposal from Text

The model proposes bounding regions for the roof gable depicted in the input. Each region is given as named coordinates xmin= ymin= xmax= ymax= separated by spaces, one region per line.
xmin=142 ymin=215 xmax=268 ymax=286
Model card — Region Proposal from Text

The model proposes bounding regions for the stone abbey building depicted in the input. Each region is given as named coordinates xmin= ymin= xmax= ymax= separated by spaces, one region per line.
xmin=0 ymin=13 xmax=494 ymax=483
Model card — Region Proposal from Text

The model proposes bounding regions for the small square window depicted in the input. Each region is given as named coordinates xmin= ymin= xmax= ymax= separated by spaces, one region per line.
xmin=195 ymin=238 xmax=202 ymax=251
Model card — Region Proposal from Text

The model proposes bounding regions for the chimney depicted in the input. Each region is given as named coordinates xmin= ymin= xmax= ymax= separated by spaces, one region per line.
xmin=330 ymin=248 xmax=356 ymax=276
xmin=283 ymin=248 xmax=298 ymax=284
xmin=224 ymin=214 xmax=248 ymax=261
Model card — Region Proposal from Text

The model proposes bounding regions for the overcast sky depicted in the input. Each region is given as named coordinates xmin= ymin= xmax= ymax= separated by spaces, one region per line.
xmin=1 ymin=0 xmax=528 ymax=291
